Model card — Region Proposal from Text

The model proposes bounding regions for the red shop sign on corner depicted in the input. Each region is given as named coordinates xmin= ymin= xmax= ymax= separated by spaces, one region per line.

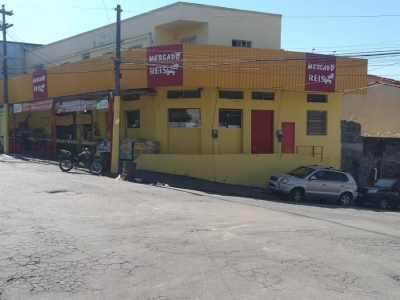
xmin=305 ymin=53 xmax=336 ymax=92
xmin=32 ymin=69 xmax=48 ymax=99
xmin=147 ymin=44 xmax=183 ymax=88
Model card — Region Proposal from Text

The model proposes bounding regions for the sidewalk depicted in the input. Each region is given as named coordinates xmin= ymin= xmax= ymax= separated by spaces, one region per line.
xmin=133 ymin=169 xmax=272 ymax=200
xmin=4 ymin=153 xmax=274 ymax=200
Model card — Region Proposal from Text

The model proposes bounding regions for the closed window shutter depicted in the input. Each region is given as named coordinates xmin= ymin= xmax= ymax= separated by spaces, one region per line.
xmin=307 ymin=111 xmax=327 ymax=135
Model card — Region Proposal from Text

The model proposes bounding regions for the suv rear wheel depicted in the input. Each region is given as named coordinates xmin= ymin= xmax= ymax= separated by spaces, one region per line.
xmin=338 ymin=192 xmax=352 ymax=206
xmin=289 ymin=188 xmax=303 ymax=202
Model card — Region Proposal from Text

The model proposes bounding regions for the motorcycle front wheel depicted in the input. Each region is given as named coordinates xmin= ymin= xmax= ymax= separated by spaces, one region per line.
xmin=59 ymin=159 xmax=73 ymax=172
xmin=89 ymin=161 xmax=102 ymax=175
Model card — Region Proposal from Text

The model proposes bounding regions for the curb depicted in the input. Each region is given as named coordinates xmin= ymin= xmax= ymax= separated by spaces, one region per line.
xmin=7 ymin=154 xmax=282 ymax=201
xmin=1 ymin=154 xmax=21 ymax=159
xmin=18 ymin=156 xmax=94 ymax=174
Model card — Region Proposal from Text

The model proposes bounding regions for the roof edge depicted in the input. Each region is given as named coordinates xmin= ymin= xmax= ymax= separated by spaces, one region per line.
xmin=26 ymin=2 xmax=281 ymax=53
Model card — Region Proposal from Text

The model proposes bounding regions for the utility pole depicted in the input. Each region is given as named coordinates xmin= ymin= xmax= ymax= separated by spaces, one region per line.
xmin=111 ymin=4 xmax=122 ymax=173
xmin=115 ymin=4 xmax=121 ymax=97
xmin=0 ymin=5 xmax=13 ymax=154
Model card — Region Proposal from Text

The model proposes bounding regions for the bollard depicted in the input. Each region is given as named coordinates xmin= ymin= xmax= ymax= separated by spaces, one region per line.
xmin=122 ymin=161 xmax=137 ymax=182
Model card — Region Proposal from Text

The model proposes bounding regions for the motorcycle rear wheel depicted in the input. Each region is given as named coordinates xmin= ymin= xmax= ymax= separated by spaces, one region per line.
xmin=59 ymin=159 xmax=73 ymax=172
xmin=89 ymin=162 xmax=102 ymax=175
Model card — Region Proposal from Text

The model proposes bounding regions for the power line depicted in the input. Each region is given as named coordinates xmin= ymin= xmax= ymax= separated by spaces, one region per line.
xmin=5 ymin=4 xmax=400 ymax=19
xmin=283 ymin=14 xmax=400 ymax=19
xmin=4 ymin=31 xmax=400 ymax=78
xmin=6 ymin=30 xmax=58 ymax=67
xmin=286 ymin=39 xmax=400 ymax=50
xmin=5 ymin=4 xmax=109 ymax=10
xmin=101 ymin=0 xmax=111 ymax=24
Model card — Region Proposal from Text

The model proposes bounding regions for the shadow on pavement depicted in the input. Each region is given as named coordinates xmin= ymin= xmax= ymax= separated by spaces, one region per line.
xmin=269 ymin=193 xmax=400 ymax=213
xmin=9 ymin=154 xmax=400 ymax=213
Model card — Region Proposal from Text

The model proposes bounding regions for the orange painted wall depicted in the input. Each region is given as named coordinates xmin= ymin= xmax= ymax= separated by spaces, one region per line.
xmin=183 ymin=45 xmax=306 ymax=91
xmin=335 ymin=56 xmax=368 ymax=94
xmin=0 ymin=45 xmax=367 ymax=105
xmin=183 ymin=45 xmax=367 ymax=94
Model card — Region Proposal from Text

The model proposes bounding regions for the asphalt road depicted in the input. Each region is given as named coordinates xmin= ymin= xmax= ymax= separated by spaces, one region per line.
xmin=1 ymin=155 xmax=400 ymax=300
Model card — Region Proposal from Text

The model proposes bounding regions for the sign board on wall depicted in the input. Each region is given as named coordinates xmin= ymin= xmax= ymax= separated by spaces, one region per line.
xmin=92 ymin=96 xmax=109 ymax=110
xmin=305 ymin=53 xmax=337 ymax=92
xmin=32 ymin=69 xmax=48 ymax=99
xmin=55 ymin=100 xmax=95 ymax=113
xmin=13 ymin=103 xmax=22 ymax=113
xmin=147 ymin=44 xmax=183 ymax=88
xmin=13 ymin=99 xmax=53 ymax=113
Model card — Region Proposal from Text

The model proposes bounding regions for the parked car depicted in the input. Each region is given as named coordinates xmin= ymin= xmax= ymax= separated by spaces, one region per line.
xmin=356 ymin=178 xmax=400 ymax=209
xmin=266 ymin=165 xmax=358 ymax=206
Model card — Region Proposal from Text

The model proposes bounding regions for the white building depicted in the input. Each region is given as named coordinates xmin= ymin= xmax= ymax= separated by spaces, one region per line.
xmin=25 ymin=2 xmax=282 ymax=73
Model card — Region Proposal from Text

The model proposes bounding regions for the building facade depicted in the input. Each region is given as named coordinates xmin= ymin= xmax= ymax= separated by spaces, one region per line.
xmin=342 ymin=78 xmax=400 ymax=137
xmin=0 ymin=41 xmax=42 ymax=135
xmin=0 ymin=41 xmax=42 ymax=79
xmin=0 ymin=3 xmax=368 ymax=187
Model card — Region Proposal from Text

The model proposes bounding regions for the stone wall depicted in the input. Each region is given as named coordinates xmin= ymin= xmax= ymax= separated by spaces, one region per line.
xmin=341 ymin=120 xmax=400 ymax=186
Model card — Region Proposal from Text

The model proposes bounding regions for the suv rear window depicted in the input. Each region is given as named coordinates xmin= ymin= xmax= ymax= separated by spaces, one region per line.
xmin=328 ymin=172 xmax=349 ymax=182
xmin=314 ymin=170 xmax=349 ymax=182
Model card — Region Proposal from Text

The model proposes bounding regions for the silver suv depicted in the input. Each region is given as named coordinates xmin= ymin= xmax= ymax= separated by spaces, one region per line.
xmin=266 ymin=165 xmax=358 ymax=206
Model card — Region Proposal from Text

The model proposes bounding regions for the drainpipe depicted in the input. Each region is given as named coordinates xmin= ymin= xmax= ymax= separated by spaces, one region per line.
xmin=373 ymin=168 xmax=378 ymax=181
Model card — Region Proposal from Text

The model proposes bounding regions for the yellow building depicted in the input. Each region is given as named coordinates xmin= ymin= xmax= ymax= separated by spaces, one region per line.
xmin=0 ymin=43 xmax=367 ymax=187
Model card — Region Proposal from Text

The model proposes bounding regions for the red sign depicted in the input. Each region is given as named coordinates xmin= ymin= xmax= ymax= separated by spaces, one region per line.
xmin=32 ymin=69 xmax=48 ymax=99
xmin=147 ymin=45 xmax=183 ymax=88
xmin=305 ymin=53 xmax=336 ymax=92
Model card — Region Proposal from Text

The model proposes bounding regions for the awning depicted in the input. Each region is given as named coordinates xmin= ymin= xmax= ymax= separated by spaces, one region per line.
xmin=9 ymin=88 xmax=155 ymax=114
xmin=55 ymin=100 xmax=96 ymax=113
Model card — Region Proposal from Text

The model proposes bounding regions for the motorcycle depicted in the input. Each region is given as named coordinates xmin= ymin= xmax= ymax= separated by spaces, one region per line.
xmin=59 ymin=148 xmax=102 ymax=175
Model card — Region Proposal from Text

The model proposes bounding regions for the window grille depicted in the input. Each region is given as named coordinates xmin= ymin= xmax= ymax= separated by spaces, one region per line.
xmin=219 ymin=109 xmax=242 ymax=128
xmin=232 ymin=40 xmax=252 ymax=48
xmin=168 ymin=109 xmax=201 ymax=128
xmin=252 ymin=92 xmax=275 ymax=100
xmin=307 ymin=111 xmax=327 ymax=135
xmin=219 ymin=90 xmax=244 ymax=99
xmin=307 ymin=94 xmax=328 ymax=103
xmin=82 ymin=53 xmax=90 ymax=60
xmin=167 ymin=90 xmax=201 ymax=99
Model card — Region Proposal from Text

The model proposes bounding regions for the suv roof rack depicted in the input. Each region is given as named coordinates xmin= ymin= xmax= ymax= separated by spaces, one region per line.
xmin=321 ymin=166 xmax=344 ymax=172
xmin=308 ymin=165 xmax=345 ymax=172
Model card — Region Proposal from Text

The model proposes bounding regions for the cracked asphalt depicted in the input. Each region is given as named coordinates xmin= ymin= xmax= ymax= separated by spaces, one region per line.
xmin=1 ymin=155 xmax=400 ymax=299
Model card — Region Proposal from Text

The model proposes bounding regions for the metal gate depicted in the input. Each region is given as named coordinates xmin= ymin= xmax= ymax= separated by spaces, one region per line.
xmin=251 ymin=110 xmax=273 ymax=154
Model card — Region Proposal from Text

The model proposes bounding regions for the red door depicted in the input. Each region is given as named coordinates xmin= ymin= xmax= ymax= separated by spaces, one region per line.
xmin=251 ymin=110 xmax=273 ymax=154
xmin=281 ymin=122 xmax=295 ymax=153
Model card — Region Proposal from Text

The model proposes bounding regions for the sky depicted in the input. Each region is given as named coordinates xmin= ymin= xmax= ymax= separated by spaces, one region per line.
xmin=2 ymin=0 xmax=400 ymax=79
